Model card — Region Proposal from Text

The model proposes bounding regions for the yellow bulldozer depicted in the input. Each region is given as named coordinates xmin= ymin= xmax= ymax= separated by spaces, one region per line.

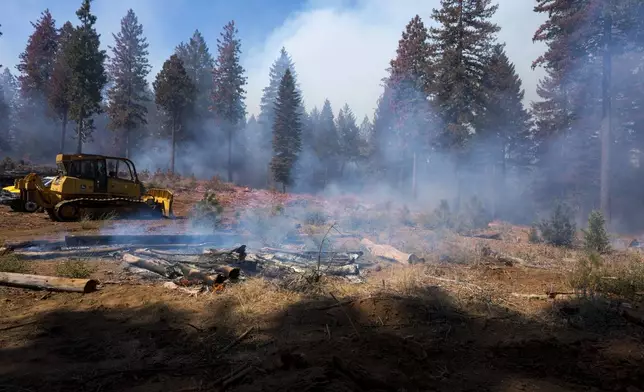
xmin=14 ymin=154 xmax=174 ymax=222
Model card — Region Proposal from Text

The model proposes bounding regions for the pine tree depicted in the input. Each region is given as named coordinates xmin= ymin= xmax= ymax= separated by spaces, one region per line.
xmin=106 ymin=9 xmax=151 ymax=158
xmin=0 ymin=25 xmax=3 ymax=69
xmin=314 ymin=99 xmax=339 ymax=184
xmin=532 ymin=0 xmax=640 ymax=222
xmin=0 ymin=81 xmax=10 ymax=152
xmin=477 ymin=44 xmax=532 ymax=217
xmin=211 ymin=21 xmax=247 ymax=182
xmin=358 ymin=115 xmax=373 ymax=160
xmin=337 ymin=104 xmax=360 ymax=176
xmin=64 ymin=0 xmax=108 ymax=153
xmin=429 ymin=0 xmax=500 ymax=150
xmin=479 ymin=45 xmax=532 ymax=167
xmin=48 ymin=21 xmax=74 ymax=153
xmin=16 ymin=9 xmax=58 ymax=103
xmin=271 ymin=69 xmax=302 ymax=192
xmin=377 ymin=15 xmax=437 ymax=189
xmin=2 ymin=69 xmax=21 ymax=152
xmin=259 ymin=48 xmax=302 ymax=132
xmin=258 ymin=48 xmax=304 ymax=172
xmin=175 ymin=30 xmax=214 ymax=142
xmin=153 ymin=54 xmax=195 ymax=173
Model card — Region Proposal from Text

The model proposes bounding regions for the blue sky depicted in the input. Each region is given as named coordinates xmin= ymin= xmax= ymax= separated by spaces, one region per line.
xmin=0 ymin=0 xmax=546 ymax=119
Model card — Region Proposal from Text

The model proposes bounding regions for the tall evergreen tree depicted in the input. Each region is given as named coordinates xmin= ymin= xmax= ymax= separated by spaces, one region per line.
xmin=271 ymin=69 xmax=302 ymax=192
xmin=259 ymin=48 xmax=302 ymax=132
xmin=48 ymin=21 xmax=74 ymax=152
xmin=153 ymin=54 xmax=195 ymax=173
xmin=64 ymin=0 xmax=108 ymax=153
xmin=476 ymin=44 xmax=532 ymax=217
xmin=0 ymin=80 xmax=10 ymax=152
xmin=532 ymin=0 xmax=639 ymax=222
xmin=211 ymin=21 xmax=247 ymax=182
xmin=337 ymin=103 xmax=360 ymax=176
xmin=175 ymin=30 xmax=214 ymax=142
xmin=376 ymin=15 xmax=436 ymax=188
xmin=106 ymin=9 xmax=151 ymax=158
xmin=2 ymin=69 xmax=21 ymax=152
xmin=478 ymin=44 xmax=532 ymax=170
xmin=358 ymin=115 xmax=373 ymax=160
xmin=314 ymin=99 xmax=339 ymax=185
xmin=16 ymin=9 xmax=58 ymax=103
xmin=429 ymin=0 xmax=500 ymax=150
xmin=258 ymin=48 xmax=304 ymax=173
xmin=0 ymin=25 xmax=3 ymax=69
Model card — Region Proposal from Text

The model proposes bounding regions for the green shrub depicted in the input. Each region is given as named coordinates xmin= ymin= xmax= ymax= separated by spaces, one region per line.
xmin=55 ymin=260 xmax=94 ymax=278
xmin=538 ymin=202 xmax=576 ymax=247
xmin=191 ymin=192 xmax=224 ymax=228
xmin=528 ymin=225 xmax=541 ymax=243
xmin=582 ymin=210 xmax=611 ymax=254
xmin=0 ymin=254 xmax=29 ymax=273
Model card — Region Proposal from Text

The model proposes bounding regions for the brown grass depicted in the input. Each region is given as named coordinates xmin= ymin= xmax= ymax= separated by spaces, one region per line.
xmin=55 ymin=260 xmax=96 ymax=279
xmin=0 ymin=254 xmax=29 ymax=273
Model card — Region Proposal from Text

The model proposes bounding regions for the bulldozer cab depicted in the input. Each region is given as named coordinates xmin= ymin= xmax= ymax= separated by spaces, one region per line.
xmin=55 ymin=154 xmax=142 ymax=198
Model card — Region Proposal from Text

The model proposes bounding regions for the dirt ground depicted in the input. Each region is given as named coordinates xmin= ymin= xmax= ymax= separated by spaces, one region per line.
xmin=1 ymin=186 xmax=643 ymax=392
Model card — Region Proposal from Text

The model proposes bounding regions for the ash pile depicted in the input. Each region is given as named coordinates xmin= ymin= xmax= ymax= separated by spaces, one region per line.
xmin=1 ymin=233 xmax=379 ymax=290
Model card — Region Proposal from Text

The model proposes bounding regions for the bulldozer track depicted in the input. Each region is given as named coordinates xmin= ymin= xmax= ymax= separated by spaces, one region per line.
xmin=53 ymin=197 xmax=161 ymax=222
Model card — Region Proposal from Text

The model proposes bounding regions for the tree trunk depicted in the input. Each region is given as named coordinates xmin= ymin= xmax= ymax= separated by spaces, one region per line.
xmin=76 ymin=119 xmax=83 ymax=154
xmin=411 ymin=152 xmax=417 ymax=199
xmin=600 ymin=11 xmax=613 ymax=222
xmin=227 ymin=128 xmax=233 ymax=182
xmin=60 ymin=111 xmax=67 ymax=153
xmin=125 ymin=126 xmax=130 ymax=159
xmin=171 ymin=116 xmax=176 ymax=174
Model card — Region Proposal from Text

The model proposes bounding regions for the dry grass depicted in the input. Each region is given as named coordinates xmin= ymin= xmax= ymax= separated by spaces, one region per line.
xmin=55 ymin=260 xmax=96 ymax=279
xmin=568 ymin=251 xmax=644 ymax=299
xmin=0 ymin=254 xmax=29 ymax=273
xmin=225 ymin=278 xmax=302 ymax=324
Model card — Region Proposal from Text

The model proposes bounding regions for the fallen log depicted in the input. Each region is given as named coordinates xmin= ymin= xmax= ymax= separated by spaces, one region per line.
xmin=511 ymin=292 xmax=577 ymax=300
xmin=214 ymin=265 xmax=240 ymax=279
xmin=122 ymin=253 xmax=181 ymax=278
xmin=0 ymin=272 xmax=98 ymax=293
xmin=463 ymin=232 xmax=502 ymax=240
xmin=65 ymin=233 xmax=236 ymax=247
xmin=324 ymin=264 xmax=360 ymax=276
xmin=360 ymin=238 xmax=424 ymax=264
xmin=176 ymin=264 xmax=224 ymax=285
xmin=260 ymin=247 xmax=363 ymax=264
xmin=204 ymin=245 xmax=247 ymax=260
xmin=13 ymin=246 xmax=127 ymax=260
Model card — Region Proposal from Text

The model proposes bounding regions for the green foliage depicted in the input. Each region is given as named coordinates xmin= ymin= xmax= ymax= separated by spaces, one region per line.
xmin=528 ymin=225 xmax=541 ymax=243
xmin=582 ymin=210 xmax=611 ymax=254
xmin=48 ymin=21 xmax=75 ymax=152
xmin=55 ymin=259 xmax=94 ymax=278
xmin=153 ymin=54 xmax=195 ymax=121
xmin=174 ymin=30 xmax=214 ymax=130
xmin=16 ymin=9 xmax=58 ymax=100
xmin=0 ymin=254 xmax=29 ymax=273
xmin=568 ymin=253 xmax=644 ymax=299
xmin=270 ymin=68 xmax=302 ymax=192
xmin=106 ymin=9 xmax=151 ymax=156
xmin=429 ymin=0 xmax=500 ymax=149
xmin=212 ymin=21 xmax=247 ymax=182
xmin=153 ymin=53 xmax=196 ymax=172
xmin=538 ymin=202 xmax=576 ymax=247
xmin=191 ymin=192 xmax=224 ymax=228
xmin=64 ymin=0 xmax=108 ymax=152
xmin=418 ymin=197 xmax=490 ymax=233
